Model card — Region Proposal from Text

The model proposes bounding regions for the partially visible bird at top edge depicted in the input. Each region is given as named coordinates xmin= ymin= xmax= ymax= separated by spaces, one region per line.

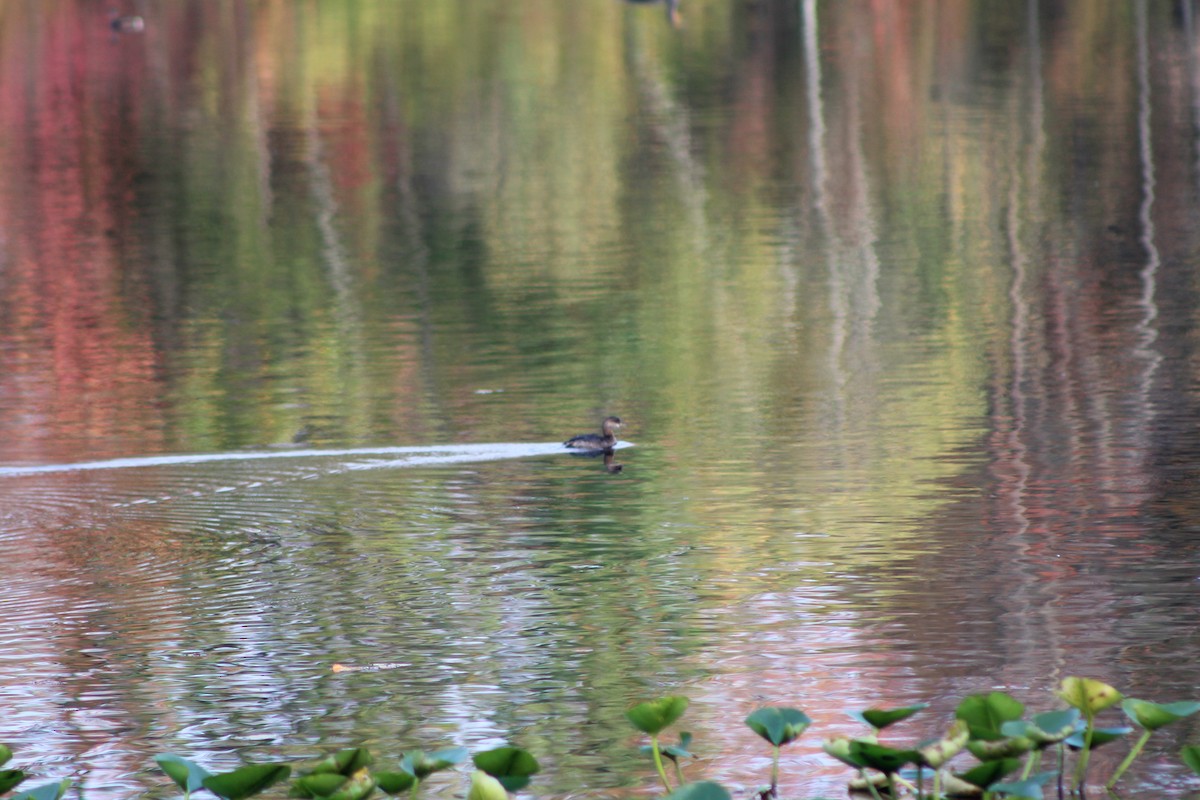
xmin=109 ymin=10 xmax=145 ymax=33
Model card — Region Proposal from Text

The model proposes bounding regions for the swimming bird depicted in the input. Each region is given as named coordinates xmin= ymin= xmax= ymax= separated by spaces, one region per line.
xmin=109 ymin=11 xmax=145 ymax=33
xmin=564 ymin=416 xmax=622 ymax=451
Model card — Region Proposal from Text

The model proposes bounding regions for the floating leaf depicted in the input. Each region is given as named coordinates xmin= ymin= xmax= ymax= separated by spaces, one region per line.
xmin=292 ymin=773 xmax=348 ymax=798
xmin=374 ymin=771 xmax=416 ymax=795
xmin=1181 ymin=745 xmax=1200 ymax=776
xmin=1121 ymin=699 xmax=1200 ymax=731
xmin=916 ymin=720 xmax=969 ymax=768
xmin=401 ymin=747 xmax=468 ymax=779
xmin=0 ymin=746 xmax=11 ymax=769
xmin=11 ymin=780 xmax=71 ymax=800
xmin=966 ymin=736 xmax=1034 ymax=761
xmin=466 ymin=771 xmax=509 ymax=800
xmin=1065 ymin=726 xmax=1131 ymax=750
xmin=847 ymin=742 xmax=920 ymax=774
xmin=954 ymin=758 xmax=1021 ymax=789
xmin=663 ymin=781 xmax=732 ymax=800
xmin=641 ymin=732 xmax=694 ymax=761
xmin=849 ymin=704 xmax=928 ymax=731
xmin=202 ymin=764 xmax=292 ymax=800
xmin=323 ymin=769 xmax=375 ymax=800
xmin=309 ymin=749 xmax=373 ymax=776
xmin=989 ymin=772 xmax=1055 ymax=800
xmin=1007 ymin=709 xmax=1081 ymax=746
xmin=956 ymin=693 xmax=1024 ymax=740
xmin=821 ymin=737 xmax=864 ymax=769
xmin=745 ymin=707 xmax=812 ymax=747
xmin=1057 ymin=678 xmax=1122 ymax=717
xmin=156 ymin=754 xmax=213 ymax=796
xmin=0 ymin=770 xmax=27 ymax=794
xmin=472 ymin=747 xmax=539 ymax=792
xmin=627 ymin=697 xmax=690 ymax=736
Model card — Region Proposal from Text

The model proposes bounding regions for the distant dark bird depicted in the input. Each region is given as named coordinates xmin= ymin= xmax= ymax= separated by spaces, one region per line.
xmin=109 ymin=10 xmax=145 ymax=33
xmin=564 ymin=416 xmax=623 ymax=451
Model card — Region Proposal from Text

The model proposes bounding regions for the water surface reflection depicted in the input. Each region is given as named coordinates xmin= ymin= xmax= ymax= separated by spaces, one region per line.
xmin=2 ymin=1 xmax=1200 ymax=798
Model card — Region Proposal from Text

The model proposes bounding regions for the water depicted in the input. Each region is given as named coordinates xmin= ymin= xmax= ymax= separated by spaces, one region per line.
xmin=2 ymin=1 xmax=1200 ymax=797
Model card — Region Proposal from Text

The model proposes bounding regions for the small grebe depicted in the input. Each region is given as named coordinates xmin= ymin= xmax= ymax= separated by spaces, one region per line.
xmin=564 ymin=416 xmax=622 ymax=451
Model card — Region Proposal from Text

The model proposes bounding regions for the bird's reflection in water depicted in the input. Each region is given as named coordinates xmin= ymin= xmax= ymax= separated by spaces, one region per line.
xmin=565 ymin=447 xmax=625 ymax=474
xmin=624 ymin=0 xmax=682 ymax=27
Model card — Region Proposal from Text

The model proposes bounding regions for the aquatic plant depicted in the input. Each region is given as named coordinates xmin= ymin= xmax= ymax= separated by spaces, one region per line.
xmin=0 ymin=677 xmax=1196 ymax=799
xmin=628 ymin=696 xmax=691 ymax=791
xmin=744 ymin=706 xmax=811 ymax=798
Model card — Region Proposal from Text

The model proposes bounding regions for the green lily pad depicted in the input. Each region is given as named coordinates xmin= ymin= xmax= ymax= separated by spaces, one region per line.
xmin=1065 ymin=726 xmax=1132 ymax=750
xmin=1121 ymin=699 xmax=1200 ymax=731
xmin=916 ymin=720 xmax=969 ymax=768
xmin=956 ymin=692 xmax=1024 ymax=740
xmin=309 ymin=749 xmax=374 ymax=776
xmin=467 ymin=771 xmax=509 ymax=800
xmin=954 ymin=758 xmax=1021 ymax=789
xmin=202 ymin=763 xmax=292 ymax=800
xmin=401 ymin=747 xmax=468 ymax=779
xmin=627 ymin=697 xmax=690 ymax=735
xmin=847 ymin=741 xmax=920 ymax=774
xmin=745 ymin=707 xmax=812 ymax=746
xmin=1057 ymin=678 xmax=1122 ymax=716
xmin=966 ymin=735 xmax=1034 ymax=761
xmin=849 ymin=704 xmax=928 ymax=731
xmin=641 ymin=732 xmax=694 ymax=761
xmin=1181 ymin=745 xmax=1200 ymax=776
xmin=11 ymin=780 xmax=72 ymax=800
xmin=989 ymin=772 xmax=1055 ymax=800
xmin=0 ymin=746 xmax=12 ymax=769
xmin=472 ymin=747 xmax=539 ymax=792
xmin=0 ymin=770 xmax=27 ymax=794
xmin=374 ymin=771 xmax=416 ymax=795
xmin=664 ymin=781 xmax=731 ymax=800
xmin=156 ymin=754 xmax=212 ymax=796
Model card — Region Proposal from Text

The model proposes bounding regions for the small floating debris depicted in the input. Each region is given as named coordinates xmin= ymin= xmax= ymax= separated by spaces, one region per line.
xmin=332 ymin=662 xmax=409 ymax=673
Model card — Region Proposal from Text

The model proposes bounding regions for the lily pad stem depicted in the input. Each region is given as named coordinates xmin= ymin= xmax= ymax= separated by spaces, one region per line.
xmin=1072 ymin=723 xmax=1095 ymax=788
xmin=1020 ymin=749 xmax=1041 ymax=780
xmin=1106 ymin=729 xmax=1152 ymax=789
xmin=858 ymin=769 xmax=884 ymax=800
xmin=770 ymin=745 xmax=780 ymax=795
xmin=649 ymin=735 xmax=672 ymax=792
xmin=409 ymin=778 xmax=422 ymax=800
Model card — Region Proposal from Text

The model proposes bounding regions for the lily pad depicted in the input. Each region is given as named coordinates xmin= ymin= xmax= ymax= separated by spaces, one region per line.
xmin=915 ymin=720 xmax=969 ymax=768
xmin=0 ymin=771 xmax=26 ymax=794
xmin=627 ymin=697 xmax=690 ymax=736
xmin=1065 ymin=726 xmax=1132 ymax=750
xmin=664 ymin=781 xmax=731 ymax=800
xmin=309 ymin=749 xmax=374 ymax=776
xmin=11 ymin=780 xmax=72 ymax=800
xmin=1121 ymin=699 xmax=1200 ymax=731
xmin=374 ymin=771 xmax=417 ymax=795
xmin=1181 ymin=745 xmax=1200 ymax=776
xmin=156 ymin=754 xmax=212 ymax=796
xmin=955 ymin=692 xmax=1024 ymax=740
xmin=849 ymin=704 xmax=928 ymax=731
xmin=1057 ymin=677 xmax=1122 ymax=716
xmin=472 ymin=747 xmax=539 ymax=792
xmin=467 ymin=771 xmax=509 ymax=800
xmin=953 ymin=758 xmax=1021 ymax=789
xmin=202 ymin=764 xmax=292 ymax=800
xmin=745 ymin=707 xmax=811 ymax=747
xmin=847 ymin=741 xmax=920 ymax=774
xmin=989 ymin=772 xmax=1055 ymax=800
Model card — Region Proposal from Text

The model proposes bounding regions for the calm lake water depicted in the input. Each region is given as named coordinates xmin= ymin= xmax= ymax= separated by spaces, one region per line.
xmin=2 ymin=1 xmax=1200 ymax=797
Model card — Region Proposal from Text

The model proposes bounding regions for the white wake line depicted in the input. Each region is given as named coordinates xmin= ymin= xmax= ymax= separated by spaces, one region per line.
xmin=0 ymin=441 xmax=633 ymax=477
